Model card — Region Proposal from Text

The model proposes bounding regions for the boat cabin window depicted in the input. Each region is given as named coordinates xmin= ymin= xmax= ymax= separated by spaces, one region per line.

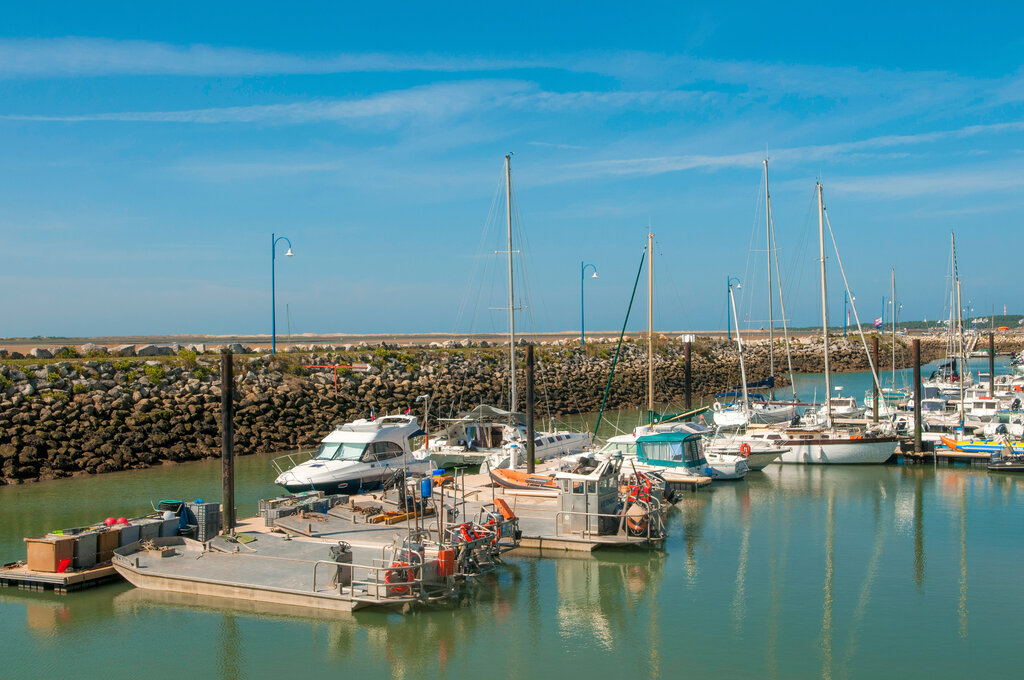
xmin=587 ymin=481 xmax=597 ymax=494
xmin=572 ymin=481 xmax=585 ymax=494
xmin=313 ymin=442 xmax=366 ymax=461
xmin=641 ymin=439 xmax=701 ymax=465
xmin=364 ymin=441 xmax=405 ymax=462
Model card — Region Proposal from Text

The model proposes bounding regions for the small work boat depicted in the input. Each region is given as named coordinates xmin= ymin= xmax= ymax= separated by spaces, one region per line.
xmin=940 ymin=435 xmax=1024 ymax=455
xmin=488 ymin=467 xmax=559 ymax=493
xmin=113 ymin=532 xmax=456 ymax=613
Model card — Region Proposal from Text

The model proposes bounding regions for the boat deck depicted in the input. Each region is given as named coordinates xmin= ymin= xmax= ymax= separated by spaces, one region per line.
xmin=114 ymin=534 xmax=420 ymax=612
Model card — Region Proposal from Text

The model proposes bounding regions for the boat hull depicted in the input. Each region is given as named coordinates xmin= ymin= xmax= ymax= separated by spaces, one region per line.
xmin=488 ymin=468 xmax=558 ymax=493
xmin=774 ymin=437 xmax=896 ymax=464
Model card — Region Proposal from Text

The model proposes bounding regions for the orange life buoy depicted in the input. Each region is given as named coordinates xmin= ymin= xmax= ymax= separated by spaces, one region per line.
xmin=1015 ymin=385 xmax=1023 ymax=393
xmin=626 ymin=515 xmax=648 ymax=536
xmin=458 ymin=523 xmax=477 ymax=543
xmin=485 ymin=518 xmax=501 ymax=545
xmin=384 ymin=561 xmax=413 ymax=595
xmin=739 ymin=443 xmax=751 ymax=456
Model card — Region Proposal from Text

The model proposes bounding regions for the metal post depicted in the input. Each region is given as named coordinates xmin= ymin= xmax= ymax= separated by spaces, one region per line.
xmin=525 ymin=344 xmax=535 ymax=474
xmin=726 ymin=275 xmax=731 ymax=340
xmin=271 ymin=233 xmax=293 ymax=355
xmin=989 ymin=332 xmax=995 ymax=399
xmin=913 ymin=339 xmax=922 ymax=455
xmin=684 ymin=340 xmax=692 ymax=411
xmin=844 ymin=292 xmax=848 ymax=338
xmin=271 ymin=233 xmax=276 ymax=355
xmin=221 ymin=351 xmax=235 ymax=535
xmin=580 ymin=262 xmax=597 ymax=345
xmin=872 ymin=336 xmax=879 ymax=423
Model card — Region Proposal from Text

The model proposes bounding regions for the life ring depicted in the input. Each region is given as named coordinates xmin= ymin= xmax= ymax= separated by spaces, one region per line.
xmin=626 ymin=515 xmax=649 ymax=536
xmin=713 ymin=402 xmax=723 ymax=412
xmin=1014 ymin=385 xmax=1023 ymax=393
xmin=457 ymin=523 xmax=476 ymax=543
xmin=384 ymin=561 xmax=413 ymax=596
xmin=850 ymin=434 xmax=863 ymax=440
xmin=739 ymin=443 xmax=751 ymax=457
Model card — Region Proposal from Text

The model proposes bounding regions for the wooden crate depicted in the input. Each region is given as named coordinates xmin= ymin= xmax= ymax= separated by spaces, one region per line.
xmin=24 ymin=536 xmax=75 ymax=573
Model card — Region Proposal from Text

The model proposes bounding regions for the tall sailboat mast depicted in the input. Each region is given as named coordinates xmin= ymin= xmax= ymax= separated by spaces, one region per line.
xmin=647 ymin=232 xmax=654 ymax=423
xmin=765 ymin=159 xmax=775 ymax=382
xmin=891 ymin=268 xmax=897 ymax=390
xmin=505 ymin=153 xmax=517 ymax=412
xmin=818 ymin=183 xmax=833 ymax=427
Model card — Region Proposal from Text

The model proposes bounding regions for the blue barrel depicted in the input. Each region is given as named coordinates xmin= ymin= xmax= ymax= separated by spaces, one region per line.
xmin=421 ymin=477 xmax=432 ymax=499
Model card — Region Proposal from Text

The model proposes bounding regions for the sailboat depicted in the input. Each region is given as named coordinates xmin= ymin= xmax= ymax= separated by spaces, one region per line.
xmin=713 ymin=160 xmax=799 ymax=429
xmin=744 ymin=182 xmax=897 ymax=464
xmin=428 ymin=155 xmax=591 ymax=469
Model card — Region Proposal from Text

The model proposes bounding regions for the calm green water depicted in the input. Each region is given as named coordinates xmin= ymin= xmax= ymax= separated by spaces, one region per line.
xmin=3 ymin=360 xmax=1022 ymax=679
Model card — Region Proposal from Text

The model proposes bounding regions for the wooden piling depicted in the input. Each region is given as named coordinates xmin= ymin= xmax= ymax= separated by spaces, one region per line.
xmin=989 ymin=332 xmax=995 ymax=399
xmin=684 ymin=341 xmax=692 ymax=410
xmin=221 ymin=351 xmax=235 ymax=535
xmin=526 ymin=343 xmax=535 ymax=475
xmin=913 ymin=339 xmax=922 ymax=454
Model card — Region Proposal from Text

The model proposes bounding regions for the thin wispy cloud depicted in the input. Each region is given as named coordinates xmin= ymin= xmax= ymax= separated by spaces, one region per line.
xmin=1 ymin=81 xmax=720 ymax=125
xmin=560 ymin=120 xmax=1024 ymax=179
xmin=0 ymin=38 xmax=544 ymax=78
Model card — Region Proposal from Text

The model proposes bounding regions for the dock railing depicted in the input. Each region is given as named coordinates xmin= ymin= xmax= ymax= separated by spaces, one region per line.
xmin=553 ymin=504 xmax=665 ymax=543
xmin=311 ymin=554 xmax=446 ymax=604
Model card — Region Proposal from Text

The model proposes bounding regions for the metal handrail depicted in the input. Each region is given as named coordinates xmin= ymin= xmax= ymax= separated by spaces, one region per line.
xmin=553 ymin=505 xmax=665 ymax=542
xmin=269 ymin=450 xmax=316 ymax=477
xmin=311 ymin=556 xmax=430 ymax=602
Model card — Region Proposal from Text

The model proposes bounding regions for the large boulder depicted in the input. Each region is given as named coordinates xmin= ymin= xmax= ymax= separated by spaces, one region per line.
xmin=226 ymin=343 xmax=246 ymax=354
xmin=113 ymin=344 xmax=137 ymax=357
xmin=29 ymin=347 xmax=53 ymax=359
xmin=137 ymin=344 xmax=173 ymax=357
xmin=80 ymin=343 xmax=109 ymax=356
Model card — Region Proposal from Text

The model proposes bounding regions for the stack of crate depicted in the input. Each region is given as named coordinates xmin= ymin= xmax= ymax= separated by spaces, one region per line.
xmin=185 ymin=501 xmax=222 ymax=542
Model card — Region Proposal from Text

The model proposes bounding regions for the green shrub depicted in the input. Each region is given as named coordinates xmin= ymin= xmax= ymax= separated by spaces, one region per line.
xmin=144 ymin=365 xmax=165 ymax=383
xmin=113 ymin=359 xmax=133 ymax=371
xmin=126 ymin=370 xmax=138 ymax=382
xmin=55 ymin=347 xmax=80 ymax=359
xmin=0 ymin=376 xmax=11 ymax=391
xmin=194 ymin=366 xmax=209 ymax=380
xmin=73 ymin=384 xmax=90 ymax=394
xmin=177 ymin=348 xmax=198 ymax=369
xmin=46 ymin=369 xmax=60 ymax=382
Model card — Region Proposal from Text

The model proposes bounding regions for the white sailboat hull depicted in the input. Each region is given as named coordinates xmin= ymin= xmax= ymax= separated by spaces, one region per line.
xmin=775 ymin=437 xmax=896 ymax=464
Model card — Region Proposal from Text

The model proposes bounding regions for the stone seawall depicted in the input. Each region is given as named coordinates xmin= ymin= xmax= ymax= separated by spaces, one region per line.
xmin=0 ymin=334 xmax=1018 ymax=484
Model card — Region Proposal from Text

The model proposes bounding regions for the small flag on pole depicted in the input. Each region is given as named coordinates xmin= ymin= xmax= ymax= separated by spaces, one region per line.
xmin=874 ymin=317 xmax=883 ymax=329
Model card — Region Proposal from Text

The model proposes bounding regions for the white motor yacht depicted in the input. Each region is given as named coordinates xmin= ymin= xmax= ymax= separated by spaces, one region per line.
xmin=272 ymin=415 xmax=432 ymax=494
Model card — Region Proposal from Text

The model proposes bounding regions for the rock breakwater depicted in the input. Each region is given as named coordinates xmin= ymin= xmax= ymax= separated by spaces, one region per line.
xmin=0 ymin=333 xmax=1018 ymax=484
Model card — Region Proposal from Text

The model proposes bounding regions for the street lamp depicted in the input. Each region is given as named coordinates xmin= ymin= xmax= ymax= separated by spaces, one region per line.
xmin=271 ymin=233 xmax=294 ymax=355
xmin=843 ymin=292 xmax=855 ymax=337
xmin=726 ymin=276 xmax=742 ymax=340
xmin=580 ymin=262 xmax=598 ymax=345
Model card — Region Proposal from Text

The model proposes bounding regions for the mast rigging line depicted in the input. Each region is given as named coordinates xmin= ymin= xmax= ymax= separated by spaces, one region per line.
xmin=593 ymin=245 xmax=647 ymax=438
xmin=822 ymin=206 xmax=887 ymax=402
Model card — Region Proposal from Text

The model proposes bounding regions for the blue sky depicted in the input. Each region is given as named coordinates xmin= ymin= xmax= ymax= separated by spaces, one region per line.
xmin=1 ymin=2 xmax=1022 ymax=337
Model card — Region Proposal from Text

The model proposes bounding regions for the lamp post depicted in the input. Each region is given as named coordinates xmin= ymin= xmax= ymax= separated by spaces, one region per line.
xmin=843 ymin=292 xmax=856 ymax=337
xmin=726 ymin=276 xmax=742 ymax=340
xmin=580 ymin=262 xmax=598 ymax=345
xmin=271 ymin=233 xmax=294 ymax=355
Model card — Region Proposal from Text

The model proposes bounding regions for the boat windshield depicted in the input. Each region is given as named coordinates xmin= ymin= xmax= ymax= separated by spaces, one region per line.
xmin=599 ymin=442 xmax=637 ymax=455
xmin=641 ymin=440 xmax=701 ymax=465
xmin=313 ymin=442 xmax=366 ymax=461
